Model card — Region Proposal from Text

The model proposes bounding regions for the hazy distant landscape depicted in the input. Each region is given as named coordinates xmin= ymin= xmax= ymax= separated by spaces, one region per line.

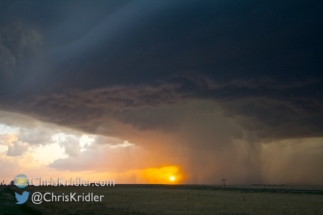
xmin=1 ymin=185 xmax=322 ymax=215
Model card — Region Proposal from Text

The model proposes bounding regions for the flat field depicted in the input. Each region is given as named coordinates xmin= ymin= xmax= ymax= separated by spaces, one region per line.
xmin=0 ymin=185 xmax=322 ymax=215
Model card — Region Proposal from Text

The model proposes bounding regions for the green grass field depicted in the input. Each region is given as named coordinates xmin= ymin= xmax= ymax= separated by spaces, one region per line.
xmin=0 ymin=185 xmax=322 ymax=215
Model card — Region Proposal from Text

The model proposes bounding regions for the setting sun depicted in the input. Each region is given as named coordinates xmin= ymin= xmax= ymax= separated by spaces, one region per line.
xmin=142 ymin=166 xmax=183 ymax=184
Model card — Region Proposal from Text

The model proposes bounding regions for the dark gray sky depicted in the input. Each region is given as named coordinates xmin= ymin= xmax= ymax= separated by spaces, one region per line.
xmin=0 ymin=0 xmax=322 ymax=184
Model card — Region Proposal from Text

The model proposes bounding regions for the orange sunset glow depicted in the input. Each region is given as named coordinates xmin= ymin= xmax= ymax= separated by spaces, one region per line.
xmin=142 ymin=166 xmax=183 ymax=184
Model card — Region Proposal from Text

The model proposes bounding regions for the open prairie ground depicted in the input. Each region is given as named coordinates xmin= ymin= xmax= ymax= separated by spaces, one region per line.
xmin=0 ymin=185 xmax=322 ymax=215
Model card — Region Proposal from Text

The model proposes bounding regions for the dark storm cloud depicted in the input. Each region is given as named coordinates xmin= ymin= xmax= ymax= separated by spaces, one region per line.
xmin=2 ymin=76 xmax=322 ymax=143
xmin=0 ymin=22 xmax=43 ymax=92
xmin=46 ymin=0 xmax=321 ymax=88
xmin=0 ymin=0 xmax=322 ymax=142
